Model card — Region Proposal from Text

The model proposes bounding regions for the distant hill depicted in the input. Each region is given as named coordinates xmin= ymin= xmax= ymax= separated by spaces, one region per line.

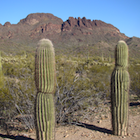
xmin=0 ymin=13 xmax=140 ymax=58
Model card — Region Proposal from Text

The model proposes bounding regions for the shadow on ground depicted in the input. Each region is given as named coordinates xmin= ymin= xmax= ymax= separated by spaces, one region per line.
xmin=75 ymin=122 xmax=112 ymax=135
xmin=0 ymin=133 xmax=34 ymax=140
xmin=129 ymin=102 xmax=140 ymax=106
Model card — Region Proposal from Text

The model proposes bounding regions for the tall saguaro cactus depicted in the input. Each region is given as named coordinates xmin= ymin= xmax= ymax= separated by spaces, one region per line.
xmin=111 ymin=40 xmax=130 ymax=136
xmin=35 ymin=39 xmax=56 ymax=140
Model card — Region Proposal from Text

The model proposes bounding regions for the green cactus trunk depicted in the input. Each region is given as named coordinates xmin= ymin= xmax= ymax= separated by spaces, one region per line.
xmin=111 ymin=69 xmax=129 ymax=135
xmin=35 ymin=39 xmax=56 ymax=94
xmin=111 ymin=40 xmax=130 ymax=136
xmin=36 ymin=93 xmax=55 ymax=140
xmin=35 ymin=39 xmax=56 ymax=140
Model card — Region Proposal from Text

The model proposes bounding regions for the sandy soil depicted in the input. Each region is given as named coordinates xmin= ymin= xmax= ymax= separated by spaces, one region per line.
xmin=0 ymin=103 xmax=140 ymax=140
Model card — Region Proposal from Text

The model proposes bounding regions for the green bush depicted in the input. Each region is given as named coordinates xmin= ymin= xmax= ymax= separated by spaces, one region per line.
xmin=129 ymin=64 xmax=140 ymax=97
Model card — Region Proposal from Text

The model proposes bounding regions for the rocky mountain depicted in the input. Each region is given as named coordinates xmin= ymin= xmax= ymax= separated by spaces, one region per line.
xmin=0 ymin=13 xmax=140 ymax=58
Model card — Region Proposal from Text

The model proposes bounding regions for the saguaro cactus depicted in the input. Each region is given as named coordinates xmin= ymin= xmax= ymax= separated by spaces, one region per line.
xmin=111 ymin=40 xmax=130 ymax=136
xmin=35 ymin=39 xmax=56 ymax=140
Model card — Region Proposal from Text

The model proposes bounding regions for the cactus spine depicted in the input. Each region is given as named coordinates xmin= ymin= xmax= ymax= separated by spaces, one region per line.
xmin=111 ymin=40 xmax=130 ymax=136
xmin=35 ymin=39 xmax=56 ymax=140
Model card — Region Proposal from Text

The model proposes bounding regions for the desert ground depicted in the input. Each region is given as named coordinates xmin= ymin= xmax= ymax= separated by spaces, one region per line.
xmin=0 ymin=100 xmax=140 ymax=140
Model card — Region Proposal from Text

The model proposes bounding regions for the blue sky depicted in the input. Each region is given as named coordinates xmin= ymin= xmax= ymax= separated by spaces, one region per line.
xmin=0 ymin=0 xmax=140 ymax=38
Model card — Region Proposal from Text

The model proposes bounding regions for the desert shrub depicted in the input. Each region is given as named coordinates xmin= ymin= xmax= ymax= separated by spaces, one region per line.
xmin=0 ymin=53 xmax=35 ymax=130
xmin=55 ymin=56 xmax=110 ymax=124
xmin=129 ymin=64 xmax=140 ymax=98
xmin=1 ymin=53 xmax=140 ymax=130
xmin=0 ymin=54 xmax=112 ymax=127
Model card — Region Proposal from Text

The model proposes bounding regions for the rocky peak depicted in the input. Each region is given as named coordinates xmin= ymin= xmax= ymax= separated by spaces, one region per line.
xmin=62 ymin=17 xmax=120 ymax=32
xmin=18 ymin=13 xmax=63 ymax=25
xmin=77 ymin=17 xmax=85 ymax=27
xmin=67 ymin=17 xmax=77 ymax=27
xmin=81 ymin=17 xmax=93 ymax=28
xmin=4 ymin=22 xmax=11 ymax=27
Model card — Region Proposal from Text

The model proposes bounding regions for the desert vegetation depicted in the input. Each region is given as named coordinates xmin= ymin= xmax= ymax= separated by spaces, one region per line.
xmin=0 ymin=46 xmax=140 ymax=137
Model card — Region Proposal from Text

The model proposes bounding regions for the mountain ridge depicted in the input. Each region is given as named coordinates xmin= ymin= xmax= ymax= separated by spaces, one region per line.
xmin=0 ymin=13 xmax=140 ymax=58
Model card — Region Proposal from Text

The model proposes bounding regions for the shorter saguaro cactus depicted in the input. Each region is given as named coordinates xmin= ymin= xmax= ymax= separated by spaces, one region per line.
xmin=111 ymin=40 xmax=130 ymax=136
xmin=35 ymin=39 xmax=56 ymax=140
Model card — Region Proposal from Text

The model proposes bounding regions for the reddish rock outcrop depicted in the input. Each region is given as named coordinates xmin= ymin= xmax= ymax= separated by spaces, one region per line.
xmin=46 ymin=23 xmax=61 ymax=33
xmin=77 ymin=17 xmax=85 ymax=28
xmin=18 ymin=13 xmax=63 ymax=25
xmin=7 ymin=31 xmax=14 ymax=38
xmin=30 ymin=23 xmax=61 ymax=37
xmin=67 ymin=17 xmax=77 ymax=27
xmin=62 ymin=17 xmax=120 ymax=33
xmin=4 ymin=22 xmax=11 ymax=27
xmin=82 ymin=17 xmax=93 ymax=29
xmin=62 ymin=17 xmax=88 ymax=31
